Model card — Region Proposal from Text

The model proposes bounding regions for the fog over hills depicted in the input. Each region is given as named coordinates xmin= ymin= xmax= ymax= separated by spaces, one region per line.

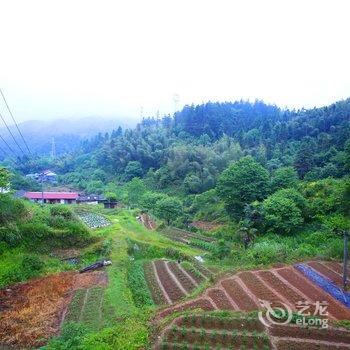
xmin=0 ymin=116 xmax=136 ymax=157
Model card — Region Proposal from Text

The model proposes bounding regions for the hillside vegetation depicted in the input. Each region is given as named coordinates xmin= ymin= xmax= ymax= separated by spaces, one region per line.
xmin=0 ymin=98 xmax=350 ymax=349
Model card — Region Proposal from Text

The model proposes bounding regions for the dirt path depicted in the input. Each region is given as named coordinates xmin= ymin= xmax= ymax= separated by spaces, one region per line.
xmin=79 ymin=288 xmax=90 ymax=322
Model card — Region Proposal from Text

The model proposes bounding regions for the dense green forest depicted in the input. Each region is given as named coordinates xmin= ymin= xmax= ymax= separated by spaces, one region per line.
xmin=3 ymin=98 xmax=350 ymax=259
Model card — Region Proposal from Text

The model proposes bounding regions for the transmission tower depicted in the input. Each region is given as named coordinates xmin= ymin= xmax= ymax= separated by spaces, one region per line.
xmin=173 ymin=93 xmax=180 ymax=113
xmin=51 ymin=137 xmax=56 ymax=159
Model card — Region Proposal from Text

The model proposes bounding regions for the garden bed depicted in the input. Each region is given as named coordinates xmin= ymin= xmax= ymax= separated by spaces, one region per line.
xmin=257 ymin=270 xmax=305 ymax=305
xmin=154 ymin=260 xmax=186 ymax=303
xmin=270 ymin=324 xmax=350 ymax=344
xmin=221 ymin=278 xmax=258 ymax=311
xmin=276 ymin=267 xmax=350 ymax=319
xmin=167 ymin=261 xmax=197 ymax=293
xmin=143 ymin=261 xmax=168 ymax=305
xmin=207 ymin=288 xmax=235 ymax=310
xmin=238 ymin=271 xmax=282 ymax=308
xmin=76 ymin=211 xmax=110 ymax=229
xmin=307 ymin=261 xmax=344 ymax=287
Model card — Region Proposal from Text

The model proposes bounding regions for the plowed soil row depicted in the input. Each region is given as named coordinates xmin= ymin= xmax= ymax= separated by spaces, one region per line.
xmin=270 ymin=324 xmax=350 ymax=344
xmin=181 ymin=264 xmax=204 ymax=285
xmin=276 ymin=267 xmax=350 ymax=320
xmin=323 ymin=261 xmax=350 ymax=279
xmin=175 ymin=315 xmax=265 ymax=332
xmin=221 ymin=278 xmax=257 ymax=311
xmin=274 ymin=338 xmax=350 ymax=350
xmin=154 ymin=260 xmax=185 ymax=303
xmin=207 ymin=288 xmax=235 ymax=310
xmin=157 ymin=264 xmax=350 ymax=321
xmin=144 ymin=262 xmax=169 ymax=305
xmin=168 ymin=261 xmax=197 ymax=293
xmin=164 ymin=327 xmax=270 ymax=348
xmin=307 ymin=261 xmax=344 ymax=287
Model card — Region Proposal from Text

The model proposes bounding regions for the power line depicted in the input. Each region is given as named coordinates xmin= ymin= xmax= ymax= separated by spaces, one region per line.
xmin=0 ymin=110 xmax=25 ymax=156
xmin=0 ymin=88 xmax=31 ymax=155
xmin=0 ymin=143 xmax=7 ymax=156
xmin=0 ymin=132 xmax=17 ymax=156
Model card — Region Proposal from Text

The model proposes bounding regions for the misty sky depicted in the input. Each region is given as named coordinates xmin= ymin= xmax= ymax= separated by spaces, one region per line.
xmin=0 ymin=0 xmax=349 ymax=123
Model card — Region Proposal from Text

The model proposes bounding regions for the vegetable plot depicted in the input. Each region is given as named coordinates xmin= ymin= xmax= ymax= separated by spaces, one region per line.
xmin=76 ymin=211 xmax=110 ymax=229
xmin=143 ymin=259 xmax=208 ymax=305
xmin=157 ymin=263 xmax=350 ymax=321
xmin=154 ymin=313 xmax=272 ymax=350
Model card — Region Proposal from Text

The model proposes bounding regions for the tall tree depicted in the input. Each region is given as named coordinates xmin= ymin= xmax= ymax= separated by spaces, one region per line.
xmin=216 ymin=156 xmax=269 ymax=218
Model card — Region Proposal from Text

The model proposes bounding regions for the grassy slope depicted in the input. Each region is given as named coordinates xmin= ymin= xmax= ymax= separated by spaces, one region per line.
xmin=62 ymin=208 xmax=207 ymax=350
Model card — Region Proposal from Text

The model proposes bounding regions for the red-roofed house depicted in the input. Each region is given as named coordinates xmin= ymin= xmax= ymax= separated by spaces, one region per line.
xmin=24 ymin=192 xmax=79 ymax=204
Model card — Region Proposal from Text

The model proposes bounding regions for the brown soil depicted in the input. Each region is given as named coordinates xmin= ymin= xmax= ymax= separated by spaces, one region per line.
xmin=207 ymin=288 xmax=235 ymax=310
xmin=167 ymin=262 xmax=196 ymax=293
xmin=0 ymin=272 xmax=75 ymax=347
xmin=164 ymin=327 xmax=269 ymax=348
xmin=154 ymin=260 xmax=185 ymax=303
xmin=159 ymin=298 xmax=215 ymax=318
xmin=140 ymin=213 xmax=156 ymax=230
xmin=323 ymin=261 xmax=350 ymax=279
xmin=221 ymin=278 xmax=258 ymax=311
xmin=276 ymin=267 xmax=350 ymax=320
xmin=182 ymin=265 xmax=205 ymax=285
xmin=175 ymin=315 xmax=265 ymax=332
xmin=143 ymin=262 xmax=169 ymax=305
xmin=74 ymin=270 xmax=108 ymax=290
xmin=274 ymin=338 xmax=350 ymax=350
xmin=307 ymin=261 xmax=344 ymax=287
xmin=270 ymin=324 xmax=350 ymax=344
xmin=0 ymin=270 xmax=108 ymax=348
xmin=189 ymin=221 xmax=220 ymax=231
xmin=257 ymin=270 xmax=307 ymax=305
xmin=238 ymin=271 xmax=283 ymax=308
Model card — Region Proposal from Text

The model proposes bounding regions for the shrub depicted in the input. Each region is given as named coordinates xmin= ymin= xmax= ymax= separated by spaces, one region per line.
xmin=19 ymin=221 xmax=52 ymax=241
xmin=0 ymin=224 xmax=22 ymax=246
xmin=21 ymin=254 xmax=45 ymax=276
xmin=54 ymin=221 xmax=91 ymax=247
xmin=50 ymin=205 xmax=74 ymax=220
xmin=0 ymin=195 xmax=27 ymax=225
xmin=42 ymin=322 xmax=87 ymax=350
xmin=246 ymin=241 xmax=288 ymax=265
xmin=2 ymin=254 xmax=45 ymax=286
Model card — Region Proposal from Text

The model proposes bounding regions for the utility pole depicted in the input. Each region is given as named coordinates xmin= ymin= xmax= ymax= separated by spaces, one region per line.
xmin=343 ymin=230 xmax=349 ymax=290
xmin=41 ymin=172 xmax=44 ymax=207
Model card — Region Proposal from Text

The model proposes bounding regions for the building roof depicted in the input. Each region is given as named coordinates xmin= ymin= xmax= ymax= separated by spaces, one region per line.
xmin=77 ymin=194 xmax=106 ymax=202
xmin=25 ymin=192 xmax=79 ymax=200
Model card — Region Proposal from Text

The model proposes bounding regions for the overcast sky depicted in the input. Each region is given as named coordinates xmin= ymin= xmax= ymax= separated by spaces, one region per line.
xmin=0 ymin=0 xmax=349 ymax=123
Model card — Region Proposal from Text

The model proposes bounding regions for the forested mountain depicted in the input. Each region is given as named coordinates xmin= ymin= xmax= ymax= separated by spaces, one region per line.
xmin=0 ymin=116 xmax=134 ymax=158
xmin=29 ymin=98 xmax=349 ymax=195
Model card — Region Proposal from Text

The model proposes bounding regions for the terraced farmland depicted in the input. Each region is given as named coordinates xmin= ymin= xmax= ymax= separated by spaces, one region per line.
xmin=161 ymin=227 xmax=216 ymax=251
xmin=143 ymin=259 xmax=211 ymax=305
xmin=64 ymin=287 xmax=105 ymax=331
xmin=158 ymin=264 xmax=350 ymax=320
xmin=154 ymin=313 xmax=350 ymax=349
